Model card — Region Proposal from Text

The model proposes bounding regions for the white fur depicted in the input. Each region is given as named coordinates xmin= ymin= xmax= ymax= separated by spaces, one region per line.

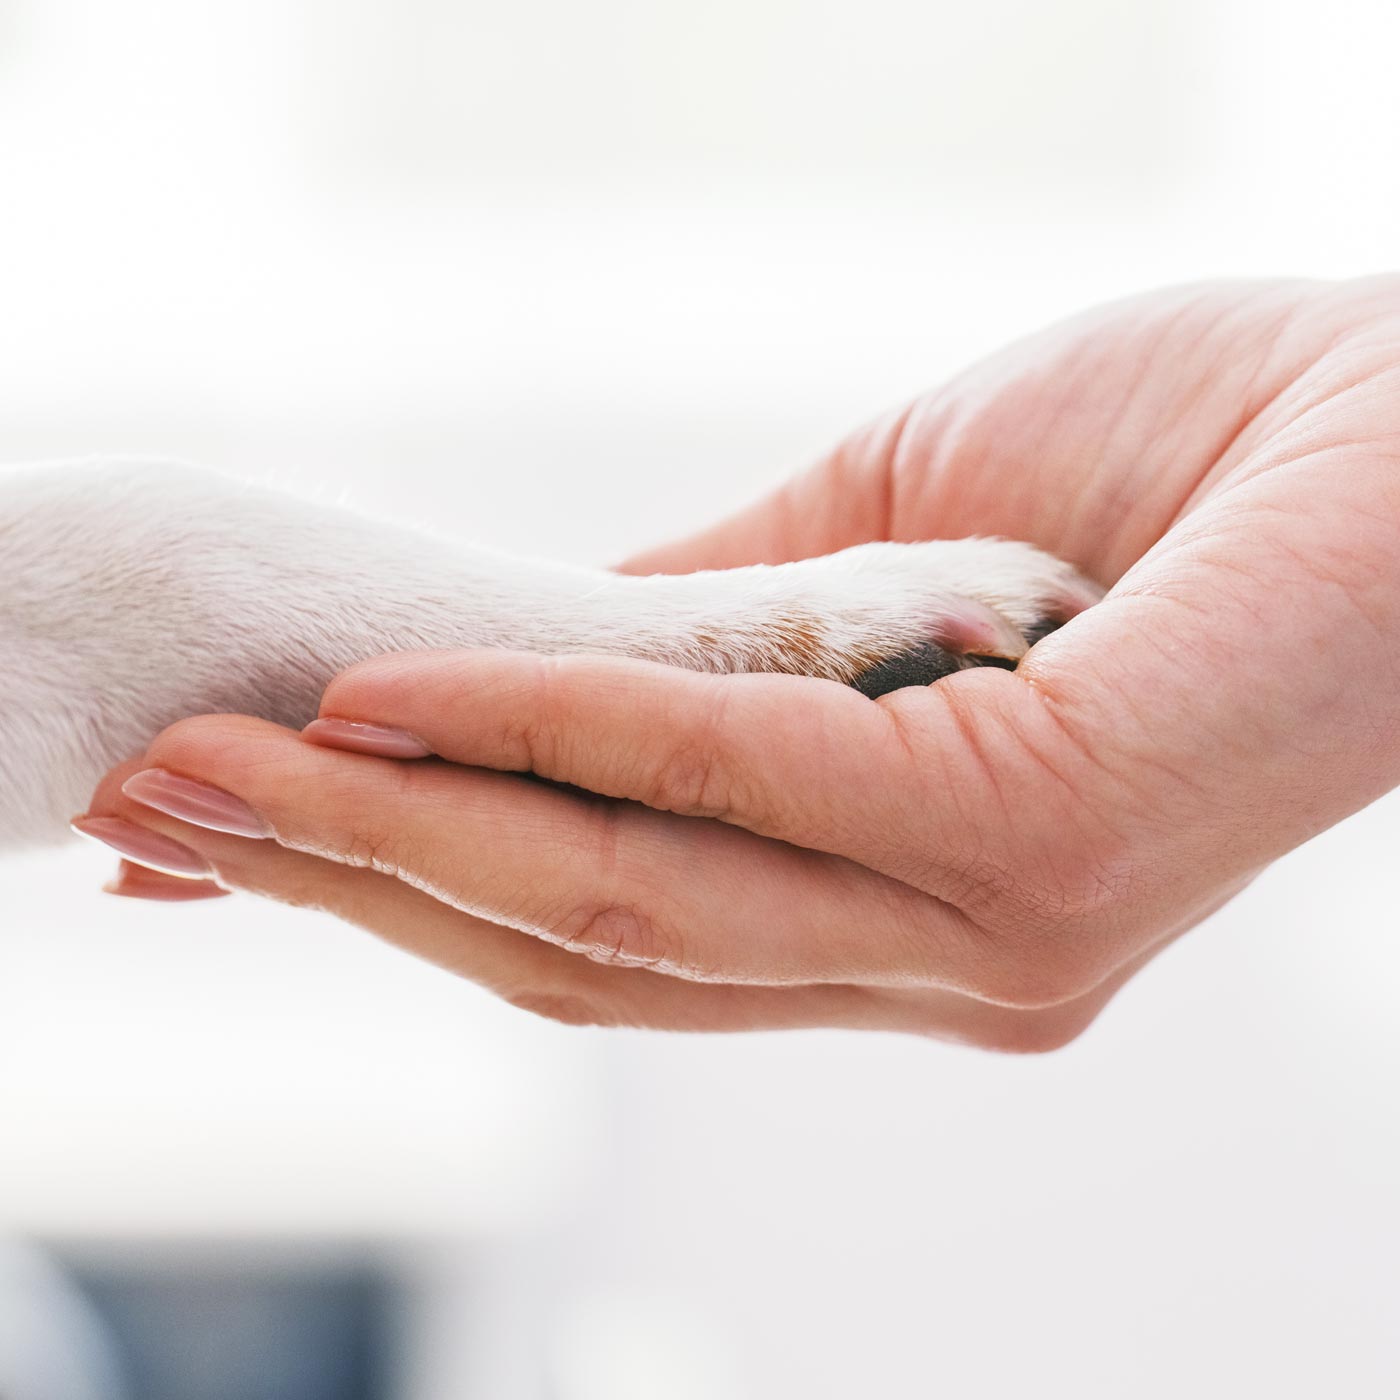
xmin=0 ymin=459 xmax=1097 ymax=849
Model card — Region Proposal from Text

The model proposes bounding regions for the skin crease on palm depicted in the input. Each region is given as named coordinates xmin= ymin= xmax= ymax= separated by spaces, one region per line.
xmin=82 ymin=276 xmax=1400 ymax=1050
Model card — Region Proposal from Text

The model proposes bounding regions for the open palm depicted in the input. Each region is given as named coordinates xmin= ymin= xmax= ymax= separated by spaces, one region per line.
xmin=94 ymin=277 xmax=1400 ymax=1047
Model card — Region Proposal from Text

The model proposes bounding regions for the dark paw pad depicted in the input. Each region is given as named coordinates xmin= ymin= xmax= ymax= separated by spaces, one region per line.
xmin=850 ymin=643 xmax=964 ymax=698
xmin=849 ymin=620 xmax=1063 ymax=699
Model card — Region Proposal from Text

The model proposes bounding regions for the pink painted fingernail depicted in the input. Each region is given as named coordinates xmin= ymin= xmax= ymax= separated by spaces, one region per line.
xmin=103 ymin=860 xmax=230 ymax=902
xmin=71 ymin=816 xmax=213 ymax=879
xmin=122 ymin=769 xmax=271 ymax=840
xmin=302 ymin=718 xmax=432 ymax=759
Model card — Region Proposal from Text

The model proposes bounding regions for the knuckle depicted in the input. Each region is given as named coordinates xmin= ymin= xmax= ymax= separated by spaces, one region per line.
xmin=509 ymin=665 xmax=563 ymax=772
xmin=503 ymin=709 xmax=553 ymax=775
xmin=645 ymin=736 xmax=733 ymax=818
xmin=929 ymin=854 xmax=1018 ymax=912
xmin=337 ymin=824 xmax=415 ymax=878
xmin=961 ymin=848 xmax=1131 ymax=927
xmin=1039 ymin=856 xmax=1135 ymax=924
xmin=555 ymin=899 xmax=675 ymax=970
xmin=507 ymin=653 xmax=591 ymax=776
xmin=303 ymin=767 xmax=425 ymax=870
xmin=641 ymin=685 xmax=743 ymax=820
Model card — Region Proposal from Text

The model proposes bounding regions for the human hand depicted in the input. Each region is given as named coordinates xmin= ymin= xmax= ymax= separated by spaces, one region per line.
xmin=82 ymin=277 xmax=1400 ymax=1047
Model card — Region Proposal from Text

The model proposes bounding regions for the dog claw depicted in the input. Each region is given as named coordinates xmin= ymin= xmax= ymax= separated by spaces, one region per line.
xmin=1051 ymin=574 xmax=1106 ymax=622
xmin=936 ymin=600 xmax=1031 ymax=661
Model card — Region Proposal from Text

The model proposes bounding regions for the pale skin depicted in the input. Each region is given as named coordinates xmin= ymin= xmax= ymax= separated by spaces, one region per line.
xmin=80 ymin=277 xmax=1400 ymax=1050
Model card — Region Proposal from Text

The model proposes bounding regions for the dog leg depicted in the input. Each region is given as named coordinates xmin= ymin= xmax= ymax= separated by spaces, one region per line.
xmin=0 ymin=461 xmax=1099 ymax=847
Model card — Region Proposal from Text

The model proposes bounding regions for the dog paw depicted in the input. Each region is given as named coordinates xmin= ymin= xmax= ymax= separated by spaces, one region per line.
xmin=691 ymin=538 xmax=1102 ymax=697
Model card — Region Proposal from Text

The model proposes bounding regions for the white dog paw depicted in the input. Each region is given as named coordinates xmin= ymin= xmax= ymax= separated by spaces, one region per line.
xmin=690 ymin=538 xmax=1102 ymax=697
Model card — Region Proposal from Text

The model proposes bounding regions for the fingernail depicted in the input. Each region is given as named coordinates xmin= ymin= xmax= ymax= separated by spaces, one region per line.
xmin=71 ymin=817 xmax=213 ymax=879
xmin=302 ymin=718 xmax=432 ymax=759
xmin=104 ymin=860 xmax=229 ymax=902
xmin=122 ymin=769 xmax=271 ymax=840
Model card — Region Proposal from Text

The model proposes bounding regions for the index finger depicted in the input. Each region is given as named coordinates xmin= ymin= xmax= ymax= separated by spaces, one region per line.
xmin=306 ymin=647 xmax=1054 ymax=892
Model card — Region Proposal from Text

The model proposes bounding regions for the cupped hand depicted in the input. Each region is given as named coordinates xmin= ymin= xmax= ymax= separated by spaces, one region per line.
xmin=82 ymin=277 xmax=1400 ymax=1047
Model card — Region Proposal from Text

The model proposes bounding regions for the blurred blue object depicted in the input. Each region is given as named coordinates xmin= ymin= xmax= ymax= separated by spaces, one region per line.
xmin=64 ymin=1251 xmax=395 ymax=1400
xmin=0 ymin=1242 xmax=128 ymax=1400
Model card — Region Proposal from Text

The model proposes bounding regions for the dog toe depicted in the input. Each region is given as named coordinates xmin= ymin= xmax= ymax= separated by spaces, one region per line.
xmin=849 ymin=618 xmax=1067 ymax=698
xmin=850 ymin=643 xmax=966 ymax=698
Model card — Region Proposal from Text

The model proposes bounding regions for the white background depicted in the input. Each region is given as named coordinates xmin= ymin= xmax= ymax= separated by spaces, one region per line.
xmin=1 ymin=0 xmax=1398 ymax=1395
